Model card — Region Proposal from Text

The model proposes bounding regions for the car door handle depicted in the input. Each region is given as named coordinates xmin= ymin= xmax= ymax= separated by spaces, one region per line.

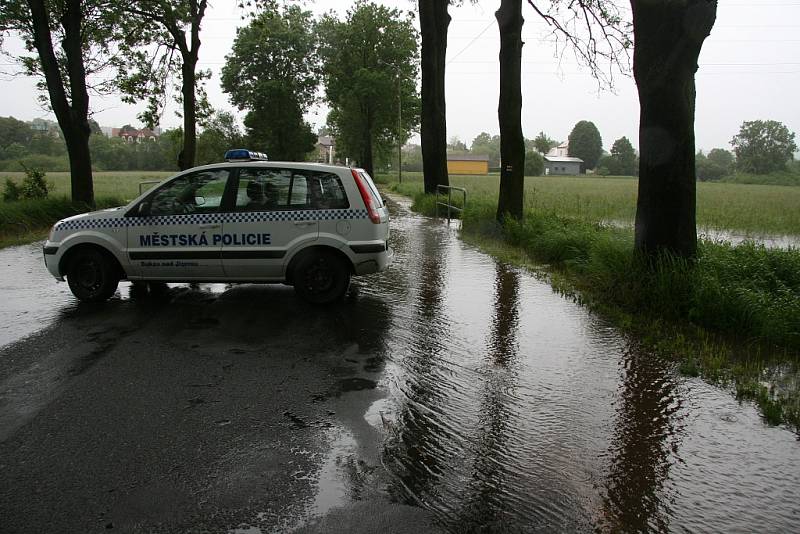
xmin=293 ymin=221 xmax=316 ymax=227
xmin=199 ymin=224 xmax=220 ymax=229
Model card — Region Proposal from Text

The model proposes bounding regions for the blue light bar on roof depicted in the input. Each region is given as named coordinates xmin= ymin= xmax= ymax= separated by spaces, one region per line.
xmin=224 ymin=149 xmax=269 ymax=162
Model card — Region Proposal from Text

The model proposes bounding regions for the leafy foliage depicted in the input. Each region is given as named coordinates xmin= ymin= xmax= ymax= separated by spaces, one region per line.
xmin=470 ymin=132 xmax=501 ymax=167
xmin=696 ymin=151 xmax=726 ymax=182
xmin=524 ymin=150 xmax=544 ymax=176
xmin=731 ymin=120 xmax=797 ymax=175
xmin=568 ymin=120 xmax=603 ymax=170
xmin=196 ymin=111 xmax=245 ymax=166
xmin=532 ymin=131 xmax=557 ymax=154
xmin=317 ymin=0 xmax=420 ymax=175
xmin=2 ymin=178 xmax=20 ymax=201
xmin=20 ymin=166 xmax=49 ymax=199
xmin=221 ymin=4 xmax=318 ymax=161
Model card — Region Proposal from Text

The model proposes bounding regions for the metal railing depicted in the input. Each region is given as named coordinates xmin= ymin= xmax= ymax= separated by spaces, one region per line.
xmin=138 ymin=180 xmax=162 ymax=195
xmin=435 ymin=185 xmax=467 ymax=223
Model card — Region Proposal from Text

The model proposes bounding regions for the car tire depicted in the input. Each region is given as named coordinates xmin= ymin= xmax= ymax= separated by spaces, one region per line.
xmin=293 ymin=251 xmax=350 ymax=304
xmin=66 ymin=248 xmax=120 ymax=302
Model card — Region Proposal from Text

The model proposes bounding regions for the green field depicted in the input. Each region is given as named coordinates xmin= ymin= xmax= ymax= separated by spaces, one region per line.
xmin=378 ymin=172 xmax=800 ymax=237
xmin=1 ymin=171 xmax=173 ymax=204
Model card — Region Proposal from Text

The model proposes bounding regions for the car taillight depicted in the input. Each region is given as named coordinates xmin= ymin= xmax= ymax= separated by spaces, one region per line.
xmin=351 ymin=168 xmax=381 ymax=224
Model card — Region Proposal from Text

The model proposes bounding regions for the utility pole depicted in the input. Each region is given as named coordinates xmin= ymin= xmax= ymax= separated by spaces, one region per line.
xmin=397 ymin=73 xmax=402 ymax=184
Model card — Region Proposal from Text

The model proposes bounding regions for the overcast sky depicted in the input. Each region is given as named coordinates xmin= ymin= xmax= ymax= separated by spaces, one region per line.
xmin=1 ymin=0 xmax=798 ymax=153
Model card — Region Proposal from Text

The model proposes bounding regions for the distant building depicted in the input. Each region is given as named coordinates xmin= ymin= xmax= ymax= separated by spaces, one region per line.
xmin=316 ymin=135 xmax=335 ymax=163
xmin=447 ymin=154 xmax=490 ymax=175
xmin=544 ymin=155 xmax=583 ymax=175
xmin=547 ymin=141 xmax=569 ymax=158
xmin=28 ymin=118 xmax=60 ymax=137
xmin=112 ymin=125 xmax=158 ymax=143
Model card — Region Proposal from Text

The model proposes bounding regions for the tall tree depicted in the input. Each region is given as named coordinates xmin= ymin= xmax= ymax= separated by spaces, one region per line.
xmin=318 ymin=1 xmax=419 ymax=177
xmin=418 ymin=0 xmax=450 ymax=194
xmin=632 ymin=0 xmax=717 ymax=258
xmin=731 ymin=119 xmax=796 ymax=174
xmin=568 ymin=120 xmax=603 ymax=171
xmin=610 ymin=136 xmax=637 ymax=176
xmin=221 ymin=4 xmax=319 ymax=161
xmin=120 ymin=0 xmax=209 ymax=171
xmin=495 ymin=0 xmax=525 ymax=223
xmin=0 ymin=0 xmax=129 ymax=204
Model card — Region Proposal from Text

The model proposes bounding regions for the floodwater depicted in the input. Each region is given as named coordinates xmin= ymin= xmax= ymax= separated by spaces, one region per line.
xmin=2 ymin=198 xmax=799 ymax=532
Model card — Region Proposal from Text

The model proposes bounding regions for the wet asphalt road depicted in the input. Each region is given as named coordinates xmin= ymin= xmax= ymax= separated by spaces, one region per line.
xmin=1 ymin=195 xmax=799 ymax=533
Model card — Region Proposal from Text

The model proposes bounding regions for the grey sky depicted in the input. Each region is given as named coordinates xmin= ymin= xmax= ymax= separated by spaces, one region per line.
xmin=1 ymin=0 xmax=798 ymax=153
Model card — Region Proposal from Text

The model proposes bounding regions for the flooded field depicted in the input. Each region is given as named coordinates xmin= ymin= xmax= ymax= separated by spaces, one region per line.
xmin=1 ymin=198 xmax=798 ymax=532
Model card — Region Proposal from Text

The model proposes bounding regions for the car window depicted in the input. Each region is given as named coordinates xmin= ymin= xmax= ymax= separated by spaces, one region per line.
xmin=235 ymin=168 xmax=291 ymax=211
xmin=148 ymin=169 xmax=229 ymax=216
xmin=311 ymin=173 xmax=349 ymax=209
xmin=234 ymin=168 xmax=349 ymax=211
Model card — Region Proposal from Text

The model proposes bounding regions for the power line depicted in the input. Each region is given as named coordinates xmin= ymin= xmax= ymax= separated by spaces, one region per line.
xmin=446 ymin=19 xmax=496 ymax=66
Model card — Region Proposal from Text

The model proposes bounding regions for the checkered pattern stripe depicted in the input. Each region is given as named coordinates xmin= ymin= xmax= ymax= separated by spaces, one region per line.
xmin=54 ymin=209 xmax=369 ymax=232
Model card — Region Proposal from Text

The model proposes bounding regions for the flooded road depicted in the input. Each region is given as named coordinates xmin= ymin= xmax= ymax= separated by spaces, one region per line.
xmin=1 ymin=197 xmax=799 ymax=532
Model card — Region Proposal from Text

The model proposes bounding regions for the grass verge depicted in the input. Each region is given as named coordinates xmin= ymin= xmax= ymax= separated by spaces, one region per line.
xmin=0 ymin=196 xmax=125 ymax=248
xmin=379 ymin=171 xmax=800 ymax=237
xmin=380 ymin=178 xmax=800 ymax=432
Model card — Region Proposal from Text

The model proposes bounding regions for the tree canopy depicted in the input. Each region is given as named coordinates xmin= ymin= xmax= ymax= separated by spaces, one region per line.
xmin=317 ymin=0 xmax=420 ymax=177
xmin=222 ymin=4 xmax=319 ymax=160
xmin=568 ymin=120 xmax=603 ymax=170
xmin=731 ymin=120 xmax=797 ymax=174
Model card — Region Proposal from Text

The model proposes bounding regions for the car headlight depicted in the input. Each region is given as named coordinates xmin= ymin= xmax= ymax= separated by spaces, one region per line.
xmin=48 ymin=225 xmax=56 ymax=241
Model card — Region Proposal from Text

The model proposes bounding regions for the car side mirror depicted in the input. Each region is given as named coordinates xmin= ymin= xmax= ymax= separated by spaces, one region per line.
xmin=137 ymin=201 xmax=151 ymax=216
xmin=195 ymin=196 xmax=206 ymax=206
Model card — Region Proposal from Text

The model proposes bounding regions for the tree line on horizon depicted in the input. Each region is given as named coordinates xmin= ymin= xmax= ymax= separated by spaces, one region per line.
xmin=3 ymin=0 xmax=798 ymax=258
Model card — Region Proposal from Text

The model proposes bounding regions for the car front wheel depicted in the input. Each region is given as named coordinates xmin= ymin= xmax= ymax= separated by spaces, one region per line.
xmin=66 ymin=248 xmax=120 ymax=302
xmin=293 ymin=252 xmax=350 ymax=304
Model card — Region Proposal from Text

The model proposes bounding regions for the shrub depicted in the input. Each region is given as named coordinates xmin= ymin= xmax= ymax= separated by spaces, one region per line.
xmin=2 ymin=178 xmax=21 ymax=201
xmin=20 ymin=167 xmax=50 ymax=200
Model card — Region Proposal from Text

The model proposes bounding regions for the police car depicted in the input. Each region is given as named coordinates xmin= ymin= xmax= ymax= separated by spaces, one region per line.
xmin=43 ymin=150 xmax=391 ymax=304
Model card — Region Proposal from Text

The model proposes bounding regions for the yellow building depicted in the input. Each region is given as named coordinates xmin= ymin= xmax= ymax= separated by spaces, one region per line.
xmin=447 ymin=154 xmax=490 ymax=175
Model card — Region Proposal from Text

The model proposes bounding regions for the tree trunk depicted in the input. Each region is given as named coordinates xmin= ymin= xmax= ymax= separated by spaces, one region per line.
xmin=362 ymin=123 xmax=374 ymax=178
xmin=419 ymin=0 xmax=450 ymax=194
xmin=495 ymin=0 xmax=525 ymax=223
xmin=632 ymin=0 xmax=716 ymax=259
xmin=179 ymin=57 xmax=198 ymax=171
xmin=28 ymin=0 xmax=94 ymax=206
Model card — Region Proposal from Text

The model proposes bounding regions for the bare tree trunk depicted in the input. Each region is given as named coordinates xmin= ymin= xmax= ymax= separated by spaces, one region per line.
xmin=632 ymin=0 xmax=717 ymax=259
xmin=419 ymin=0 xmax=450 ymax=194
xmin=179 ymin=58 xmax=198 ymax=170
xmin=495 ymin=0 xmax=525 ymax=223
xmin=28 ymin=0 xmax=94 ymax=206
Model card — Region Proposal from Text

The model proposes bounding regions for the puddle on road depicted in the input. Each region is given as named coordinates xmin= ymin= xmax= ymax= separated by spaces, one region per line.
xmin=2 ymin=199 xmax=799 ymax=532
xmin=0 ymin=240 xmax=233 ymax=350
xmin=356 ymin=198 xmax=800 ymax=533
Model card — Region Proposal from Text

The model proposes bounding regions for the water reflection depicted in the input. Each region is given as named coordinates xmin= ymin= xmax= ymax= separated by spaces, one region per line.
xmin=599 ymin=349 xmax=684 ymax=533
xmin=387 ymin=222 xmax=452 ymax=507
xmin=457 ymin=263 xmax=520 ymax=530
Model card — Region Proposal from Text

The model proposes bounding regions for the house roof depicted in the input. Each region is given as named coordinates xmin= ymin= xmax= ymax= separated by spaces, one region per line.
xmin=545 ymin=156 xmax=584 ymax=163
xmin=447 ymin=154 xmax=489 ymax=162
xmin=317 ymin=136 xmax=334 ymax=147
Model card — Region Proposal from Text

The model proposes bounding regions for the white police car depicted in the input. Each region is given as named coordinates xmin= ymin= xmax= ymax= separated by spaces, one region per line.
xmin=43 ymin=150 xmax=391 ymax=304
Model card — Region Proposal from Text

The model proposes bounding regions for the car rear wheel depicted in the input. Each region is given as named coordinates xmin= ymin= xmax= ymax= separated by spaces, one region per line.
xmin=293 ymin=252 xmax=350 ymax=304
xmin=66 ymin=249 xmax=119 ymax=302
